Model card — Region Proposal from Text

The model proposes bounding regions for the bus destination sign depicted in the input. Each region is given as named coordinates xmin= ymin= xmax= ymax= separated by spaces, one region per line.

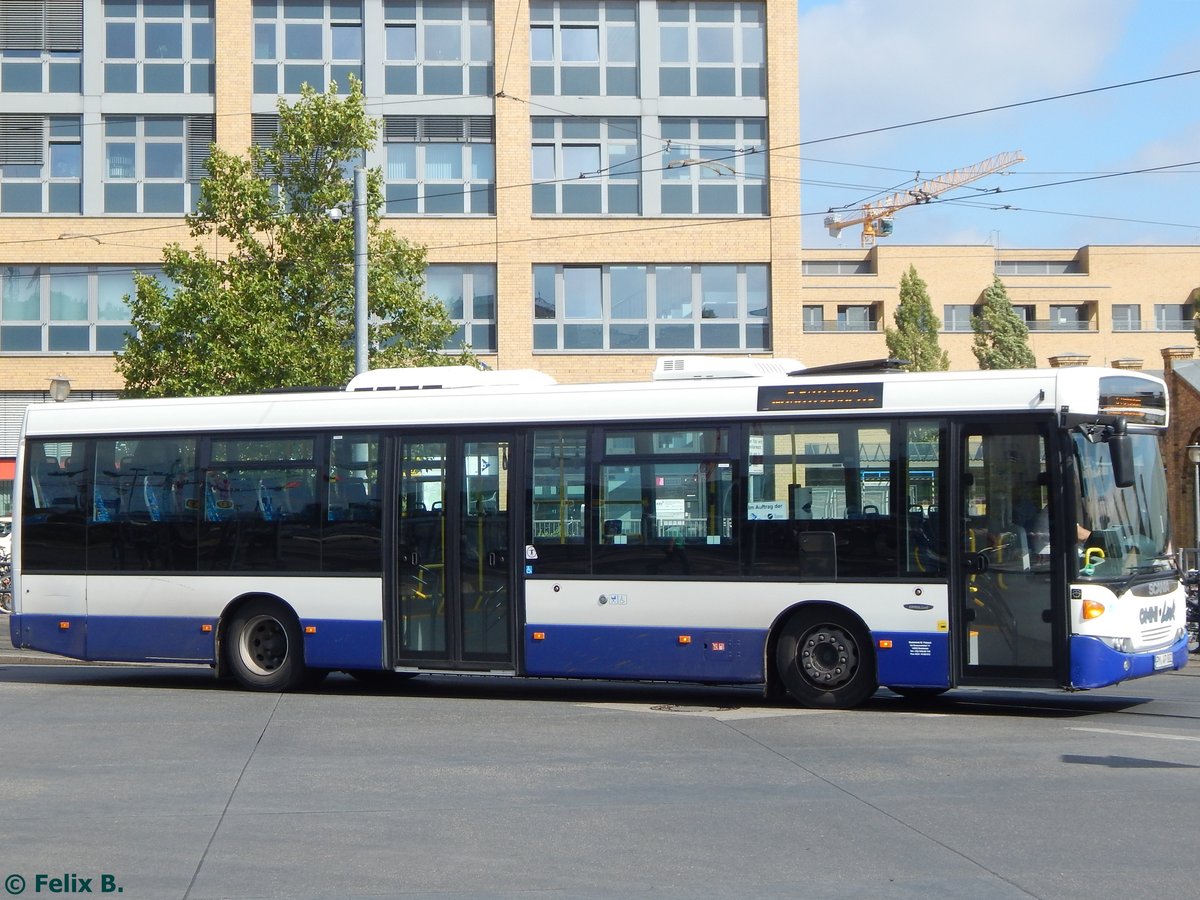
xmin=757 ymin=383 xmax=884 ymax=412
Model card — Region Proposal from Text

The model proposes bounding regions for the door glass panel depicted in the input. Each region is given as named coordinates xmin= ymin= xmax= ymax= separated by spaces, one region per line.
xmin=960 ymin=425 xmax=1054 ymax=677
xmin=461 ymin=439 xmax=511 ymax=659
xmin=397 ymin=439 xmax=448 ymax=655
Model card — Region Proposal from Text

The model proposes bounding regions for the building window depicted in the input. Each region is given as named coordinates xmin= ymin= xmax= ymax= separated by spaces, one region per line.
xmin=943 ymin=305 xmax=976 ymax=332
xmin=103 ymin=0 xmax=214 ymax=94
xmin=801 ymin=259 xmax=872 ymax=276
xmin=0 ymin=264 xmax=152 ymax=353
xmin=425 ymin=264 xmax=495 ymax=352
xmin=660 ymin=118 xmax=767 ymax=215
xmin=382 ymin=0 xmax=491 ymax=97
xmin=1153 ymin=303 xmax=1192 ymax=331
xmin=657 ymin=0 xmax=764 ymax=98
xmin=103 ymin=115 xmax=213 ymax=214
xmin=384 ymin=116 xmax=494 ymax=215
xmin=1043 ymin=304 xmax=1088 ymax=332
xmin=802 ymin=305 xmax=824 ymax=332
xmin=836 ymin=305 xmax=877 ymax=332
xmin=529 ymin=1 xmax=636 ymax=97
xmin=0 ymin=116 xmax=82 ymax=214
xmin=1112 ymin=304 xmax=1141 ymax=332
xmin=532 ymin=118 xmax=639 ymax=215
xmin=533 ymin=263 xmax=769 ymax=352
xmin=0 ymin=1 xmax=83 ymax=94
xmin=994 ymin=259 xmax=1079 ymax=275
xmin=253 ymin=0 xmax=363 ymax=95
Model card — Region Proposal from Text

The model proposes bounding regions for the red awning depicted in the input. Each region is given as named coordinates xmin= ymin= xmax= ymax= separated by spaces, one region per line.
xmin=0 ymin=459 xmax=14 ymax=480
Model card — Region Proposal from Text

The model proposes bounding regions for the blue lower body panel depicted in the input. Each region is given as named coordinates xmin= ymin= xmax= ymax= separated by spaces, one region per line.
xmin=301 ymin=618 xmax=383 ymax=670
xmin=1069 ymin=633 xmax=1190 ymax=689
xmin=13 ymin=612 xmax=383 ymax=670
xmin=12 ymin=613 xmax=88 ymax=660
xmin=874 ymin=632 xmax=951 ymax=689
xmin=524 ymin=624 xmax=765 ymax=682
xmin=87 ymin=615 xmax=216 ymax=663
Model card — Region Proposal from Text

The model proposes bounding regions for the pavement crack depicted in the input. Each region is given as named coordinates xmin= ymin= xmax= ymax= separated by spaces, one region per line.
xmin=182 ymin=693 xmax=283 ymax=900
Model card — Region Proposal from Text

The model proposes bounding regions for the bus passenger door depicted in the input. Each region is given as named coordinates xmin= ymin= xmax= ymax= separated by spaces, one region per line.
xmin=396 ymin=438 xmax=450 ymax=658
xmin=955 ymin=421 xmax=1060 ymax=685
xmin=393 ymin=434 xmax=518 ymax=669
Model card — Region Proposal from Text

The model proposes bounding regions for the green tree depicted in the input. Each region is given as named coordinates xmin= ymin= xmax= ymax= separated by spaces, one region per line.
xmin=885 ymin=265 xmax=949 ymax=371
xmin=117 ymin=77 xmax=471 ymax=398
xmin=1192 ymin=289 xmax=1200 ymax=349
xmin=972 ymin=275 xmax=1036 ymax=369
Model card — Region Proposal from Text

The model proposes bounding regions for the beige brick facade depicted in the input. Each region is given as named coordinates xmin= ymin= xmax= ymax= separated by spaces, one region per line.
xmin=1 ymin=3 xmax=1197 ymax=397
xmin=4 ymin=2 xmax=1198 ymax=400
xmin=795 ymin=245 xmax=1200 ymax=371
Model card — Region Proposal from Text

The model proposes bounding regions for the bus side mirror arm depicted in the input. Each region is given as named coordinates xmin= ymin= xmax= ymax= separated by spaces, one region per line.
xmin=1061 ymin=413 xmax=1135 ymax=489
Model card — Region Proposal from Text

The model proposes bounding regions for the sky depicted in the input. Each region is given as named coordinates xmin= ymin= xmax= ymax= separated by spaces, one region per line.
xmin=796 ymin=0 xmax=1200 ymax=249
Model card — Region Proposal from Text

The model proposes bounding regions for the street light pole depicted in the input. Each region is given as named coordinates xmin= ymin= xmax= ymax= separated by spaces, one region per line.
xmin=353 ymin=166 xmax=368 ymax=376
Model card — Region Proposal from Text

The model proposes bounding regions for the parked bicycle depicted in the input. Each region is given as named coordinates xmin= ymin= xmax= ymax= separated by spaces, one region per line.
xmin=0 ymin=547 xmax=11 ymax=614
xmin=1180 ymin=548 xmax=1200 ymax=655
xmin=1185 ymin=573 xmax=1199 ymax=655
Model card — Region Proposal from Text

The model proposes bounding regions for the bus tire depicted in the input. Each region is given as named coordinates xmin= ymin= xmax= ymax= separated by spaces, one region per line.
xmin=226 ymin=599 xmax=307 ymax=692
xmin=775 ymin=607 xmax=877 ymax=709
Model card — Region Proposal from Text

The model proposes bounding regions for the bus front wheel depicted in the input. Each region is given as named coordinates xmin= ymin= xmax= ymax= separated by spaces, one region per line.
xmin=227 ymin=599 xmax=307 ymax=692
xmin=775 ymin=608 xmax=877 ymax=709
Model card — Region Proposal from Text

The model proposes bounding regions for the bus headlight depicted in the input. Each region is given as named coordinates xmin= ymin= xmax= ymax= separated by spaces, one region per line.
xmin=1108 ymin=637 xmax=1132 ymax=652
xmin=1082 ymin=599 xmax=1106 ymax=620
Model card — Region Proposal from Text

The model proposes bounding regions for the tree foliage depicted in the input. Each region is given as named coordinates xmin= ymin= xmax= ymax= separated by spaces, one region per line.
xmin=1193 ymin=289 xmax=1200 ymax=350
xmin=117 ymin=77 xmax=472 ymax=398
xmin=972 ymin=276 xmax=1036 ymax=369
xmin=885 ymin=265 xmax=949 ymax=371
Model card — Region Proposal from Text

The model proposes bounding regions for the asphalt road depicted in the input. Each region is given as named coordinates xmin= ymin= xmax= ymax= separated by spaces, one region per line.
xmin=1 ymin=621 xmax=1198 ymax=900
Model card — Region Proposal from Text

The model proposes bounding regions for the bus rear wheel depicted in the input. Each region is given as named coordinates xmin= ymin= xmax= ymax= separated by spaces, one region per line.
xmin=227 ymin=599 xmax=307 ymax=692
xmin=775 ymin=608 xmax=877 ymax=709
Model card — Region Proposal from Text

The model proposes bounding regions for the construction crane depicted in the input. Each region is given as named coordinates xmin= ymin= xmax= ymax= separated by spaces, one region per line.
xmin=823 ymin=151 xmax=1025 ymax=247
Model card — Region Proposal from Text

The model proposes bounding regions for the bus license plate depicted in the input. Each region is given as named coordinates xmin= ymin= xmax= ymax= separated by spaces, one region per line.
xmin=1153 ymin=651 xmax=1174 ymax=670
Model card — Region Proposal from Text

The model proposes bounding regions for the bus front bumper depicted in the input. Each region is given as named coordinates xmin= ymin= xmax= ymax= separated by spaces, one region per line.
xmin=1069 ymin=632 xmax=1190 ymax=690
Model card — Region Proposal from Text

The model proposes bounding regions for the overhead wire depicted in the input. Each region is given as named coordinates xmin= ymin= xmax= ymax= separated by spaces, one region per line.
xmin=14 ymin=66 xmax=1200 ymax=249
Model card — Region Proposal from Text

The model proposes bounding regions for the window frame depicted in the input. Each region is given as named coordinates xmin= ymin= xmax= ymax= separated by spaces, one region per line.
xmin=102 ymin=114 xmax=212 ymax=214
xmin=381 ymin=0 xmax=493 ymax=98
xmin=383 ymin=115 xmax=495 ymax=216
xmin=531 ymin=117 xmax=640 ymax=216
xmin=0 ymin=0 xmax=83 ymax=94
xmin=424 ymin=263 xmax=497 ymax=353
xmin=102 ymin=0 xmax=214 ymax=95
xmin=253 ymin=0 xmax=364 ymax=95
xmin=0 ymin=264 xmax=147 ymax=354
xmin=532 ymin=262 xmax=770 ymax=353
xmin=529 ymin=0 xmax=638 ymax=97
xmin=0 ymin=115 xmax=82 ymax=214
xmin=658 ymin=117 xmax=767 ymax=216
xmin=656 ymin=0 xmax=764 ymax=98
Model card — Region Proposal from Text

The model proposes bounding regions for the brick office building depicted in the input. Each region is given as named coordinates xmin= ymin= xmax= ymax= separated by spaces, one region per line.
xmin=1 ymin=1 xmax=1198 ymax=515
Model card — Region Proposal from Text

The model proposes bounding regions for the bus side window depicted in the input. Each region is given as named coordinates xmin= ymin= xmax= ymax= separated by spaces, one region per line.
xmin=23 ymin=440 xmax=88 ymax=573
xmin=528 ymin=428 xmax=589 ymax=576
xmin=324 ymin=433 xmax=383 ymax=573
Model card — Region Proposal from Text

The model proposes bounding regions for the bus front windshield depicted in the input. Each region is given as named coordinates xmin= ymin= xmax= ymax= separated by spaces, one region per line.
xmin=1073 ymin=431 xmax=1172 ymax=579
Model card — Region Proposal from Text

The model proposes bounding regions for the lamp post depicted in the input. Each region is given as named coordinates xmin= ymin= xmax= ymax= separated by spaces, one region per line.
xmin=48 ymin=376 xmax=71 ymax=402
xmin=352 ymin=166 xmax=367 ymax=376
xmin=328 ymin=167 xmax=369 ymax=376
xmin=1187 ymin=443 xmax=1200 ymax=549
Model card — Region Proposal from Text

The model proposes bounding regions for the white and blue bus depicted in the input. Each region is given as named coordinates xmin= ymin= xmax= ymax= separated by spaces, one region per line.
xmin=10 ymin=358 xmax=1190 ymax=707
